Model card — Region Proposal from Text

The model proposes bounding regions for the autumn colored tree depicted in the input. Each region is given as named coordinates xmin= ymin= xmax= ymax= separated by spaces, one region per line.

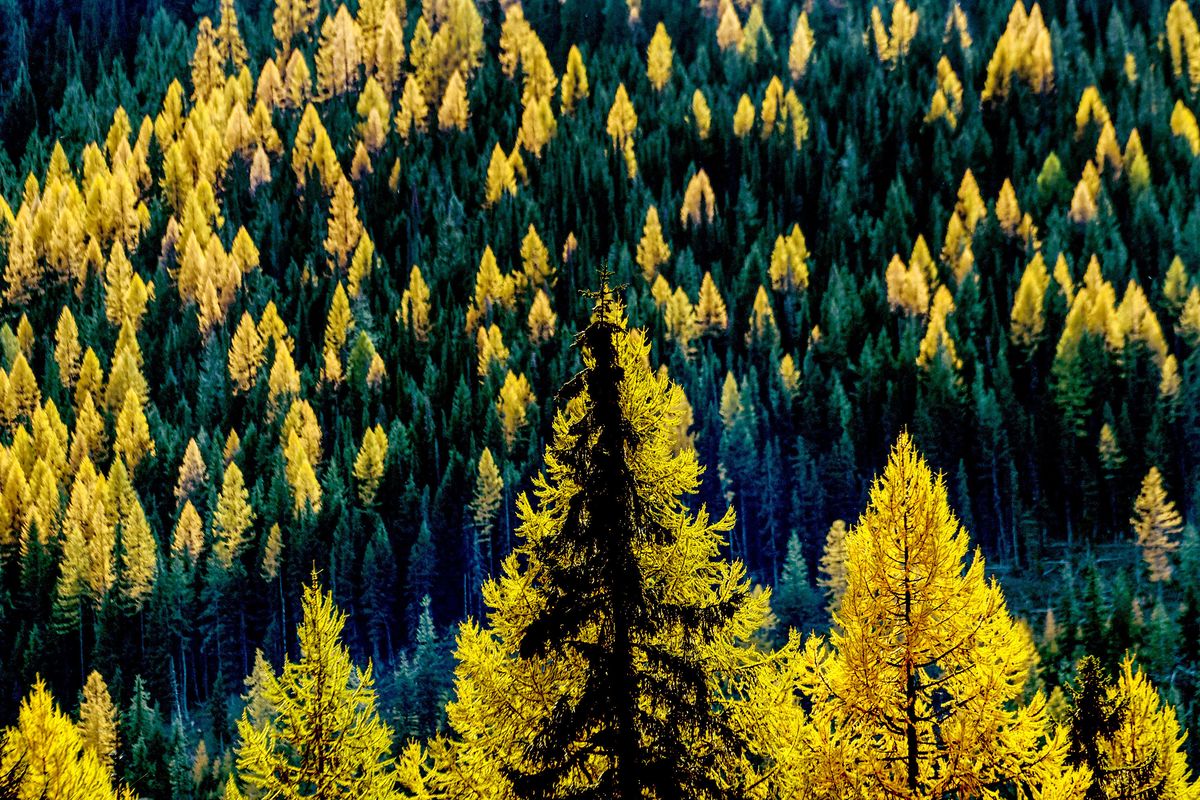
xmin=0 ymin=680 xmax=124 ymax=800
xmin=798 ymin=433 xmax=1067 ymax=798
xmin=1132 ymin=467 xmax=1183 ymax=583
xmin=229 ymin=577 xmax=396 ymax=799
xmin=417 ymin=287 xmax=776 ymax=798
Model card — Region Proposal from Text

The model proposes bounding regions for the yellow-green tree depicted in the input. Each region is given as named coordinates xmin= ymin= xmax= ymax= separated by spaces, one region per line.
xmin=646 ymin=22 xmax=673 ymax=91
xmin=798 ymin=432 xmax=1068 ymax=799
xmin=353 ymin=425 xmax=389 ymax=505
xmin=414 ymin=291 xmax=778 ymax=798
xmin=1132 ymin=467 xmax=1183 ymax=583
xmin=77 ymin=670 xmax=120 ymax=776
xmin=213 ymin=461 xmax=255 ymax=569
xmin=229 ymin=577 xmax=396 ymax=799
xmin=0 ymin=680 xmax=124 ymax=800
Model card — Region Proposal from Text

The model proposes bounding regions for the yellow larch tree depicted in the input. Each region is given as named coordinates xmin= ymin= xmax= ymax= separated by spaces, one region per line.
xmin=798 ymin=432 xmax=1068 ymax=799
xmin=212 ymin=461 xmax=255 ymax=569
xmin=228 ymin=311 xmax=266 ymax=394
xmin=519 ymin=225 xmax=554 ymax=291
xmin=407 ymin=300 xmax=793 ymax=798
xmin=917 ymin=285 xmax=962 ymax=370
xmin=789 ymin=11 xmax=815 ymax=81
xmin=395 ymin=75 xmax=430 ymax=140
xmin=54 ymin=306 xmax=82 ymax=389
xmin=229 ymin=578 xmax=395 ymax=799
xmin=1167 ymin=0 xmax=1200 ymax=92
xmin=560 ymin=45 xmax=589 ymax=115
xmin=747 ymin=285 xmax=778 ymax=345
xmin=495 ymin=370 xmax=534 ymax=449
xmin=769 ymin=224 xmax=810 ymax=293
xmin=191 ymin=17 xmax=225 ymax=101
xmin=57 ymin=458 xmax=114 ymax=610
xmin=1171 ymin=100 xmax=1200 ymax=156
xmin=322 ymin=282 xmax=354 ymax=384
xmin=272 ymin=0 xmax=320 ymax=61
xmin=817 ymin=518 xmax=848 ymax=615
xmin=981 ymin=1 xmax=1054 ymax=102
xmin=646 ymin=22 xmax=673 ymax=91
xmin=1099 ymin=656 xmax=1199 ymax=798
xmin=175 ymin=437 xmax=208 ymax=506
xmin=283 ymin=430 xmax=322 ymax=515
xmin=871 ymin=0 xmax=919 ymax=63
xmin=1011 ymin=251 xmax=1051 ymax=348
xmin=484 ymin=143 xmax=517 ymax=207
xmin=691 ymin=88 xmax=712 ymax=139
xmin=437 ymin=69 xmax=470 ymax=133
xmin=527 ymin=289 xmax=557 ymax=345
xmin=606 ymin=83 xmax=638 ymax=179
xmin=324 ymin=174 xmax=363 ymax=272
xmin=716 ymin=2 xmax=743 ymax=51
xmin=664 ymin=285 xmax=699 ymax=355
xmin=732 ymin=93 xmax=755 ymax=138
xmin=281 ymin=400 xmax=323 ymax=467
xmin=1163 ymin=255 xmax=1190 ymax=313
xmin=680 ymin=169 xmax=716 ymax=228
xmin=77 ymin=669 xmax=120 ymax=776
xmin=114 ymin=388 xmax=155 ymax=474
xmin=400 ymin=265 xmax=432 ymax=342
xmin=695 ymin=272 xmax=728 ymax=334
xmin=0 ymin=680 xmax=123 ymax=800
xmin=1132 ymin=466 xmax=1183 ymax=583
xmin=636 ymin=205 xmax=670 ymax=281
xmin=476 ymin=324 xmax=509 ymax=378
xmin=996 ymin=178 xmax=1022 ymax=235
xmin=470 ymin=447 xmax=504 ymax=568
xmin=109 ymin=458 xmax=157 ymax=608
xmin=215 ymin=0 xmax=249 ymax=72
xmin=353 ymin=425 xmax=389 ymax=505
xmin=315 ymin=4 xmax=363 ymax=99
xmin=172 ymin=501 xmax=204 ymax=565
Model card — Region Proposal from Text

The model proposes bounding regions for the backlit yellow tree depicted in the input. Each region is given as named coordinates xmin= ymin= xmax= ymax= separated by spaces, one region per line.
xmin=798 ymin=432 xmax=1067 ymax=799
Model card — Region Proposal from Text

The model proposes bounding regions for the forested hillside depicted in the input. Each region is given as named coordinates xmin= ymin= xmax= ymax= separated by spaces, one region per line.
xmin=1 ymin=0 xmax=1200 ymax=796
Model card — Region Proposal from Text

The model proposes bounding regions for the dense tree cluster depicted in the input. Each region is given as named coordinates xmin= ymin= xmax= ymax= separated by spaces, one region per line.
xmin=2 ymin=0 xmax=1200 ymax=796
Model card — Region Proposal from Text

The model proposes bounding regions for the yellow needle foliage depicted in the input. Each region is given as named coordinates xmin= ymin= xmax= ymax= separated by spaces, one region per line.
xmin=230 ymin=578 xmax=396 ymax=799
xmin=789 ymin=11 xmax=815 ymax=81
xmin=0 ymin=680 xmax=126 ymax=800
xmin=981 ymin=1 xmax=1054 ymax=101
xmin=798 ymin=432 xmax=1068 ymax=799
xmin=1131 ymin=466 xmax=1183 ymax=583
xmin=353 ymin=424 xmax=389 ymax=505
xmin=412 ymin=308 xmax=788 ymax=797
xmin=646 ymin=22 xmax=673 ymax=91
xmin=1011 ymin=252 xmax=1051 ymax=348
xmin=636 ymin=205 xmax=670 ymax=281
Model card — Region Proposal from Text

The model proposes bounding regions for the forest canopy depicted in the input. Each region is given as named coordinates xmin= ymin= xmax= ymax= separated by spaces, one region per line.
xmin=1 ymin=0 xmax=1200 ymax=797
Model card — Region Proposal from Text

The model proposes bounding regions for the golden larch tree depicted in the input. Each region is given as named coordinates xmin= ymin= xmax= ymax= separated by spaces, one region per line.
xmin=1132 ymin=466 xmax=1183 ymax=583
xmin=353 ymin=425 xmax=389 ymax=505
xmin=789 ymin=11 xmax=815 ymax=81
xmin=438 ymin=69 xmax=470 ymax=132
xmin=560 ymin=45 xmax=589 ymax=114
xmin=799 ymin=432 xmax=1066 ymax=799
xmin=229 ymin=578 xmax=395 ymax=799
xmin=212 ymin=461 xmax=255 ymax=570
xmin=636 ymin=205 xmax=670 ymax=281
xmin=228 ymin=311 xmax=266 ymax=394
xmin=76 ymin=670 xmax=120 ymax=776
xmin=315 ymin=4 xmax=363 ymax=99
xmin=0 ymin=680 xmax=123 ymax=800
xmin=646 ymin=22 xmax=673 ymax=91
